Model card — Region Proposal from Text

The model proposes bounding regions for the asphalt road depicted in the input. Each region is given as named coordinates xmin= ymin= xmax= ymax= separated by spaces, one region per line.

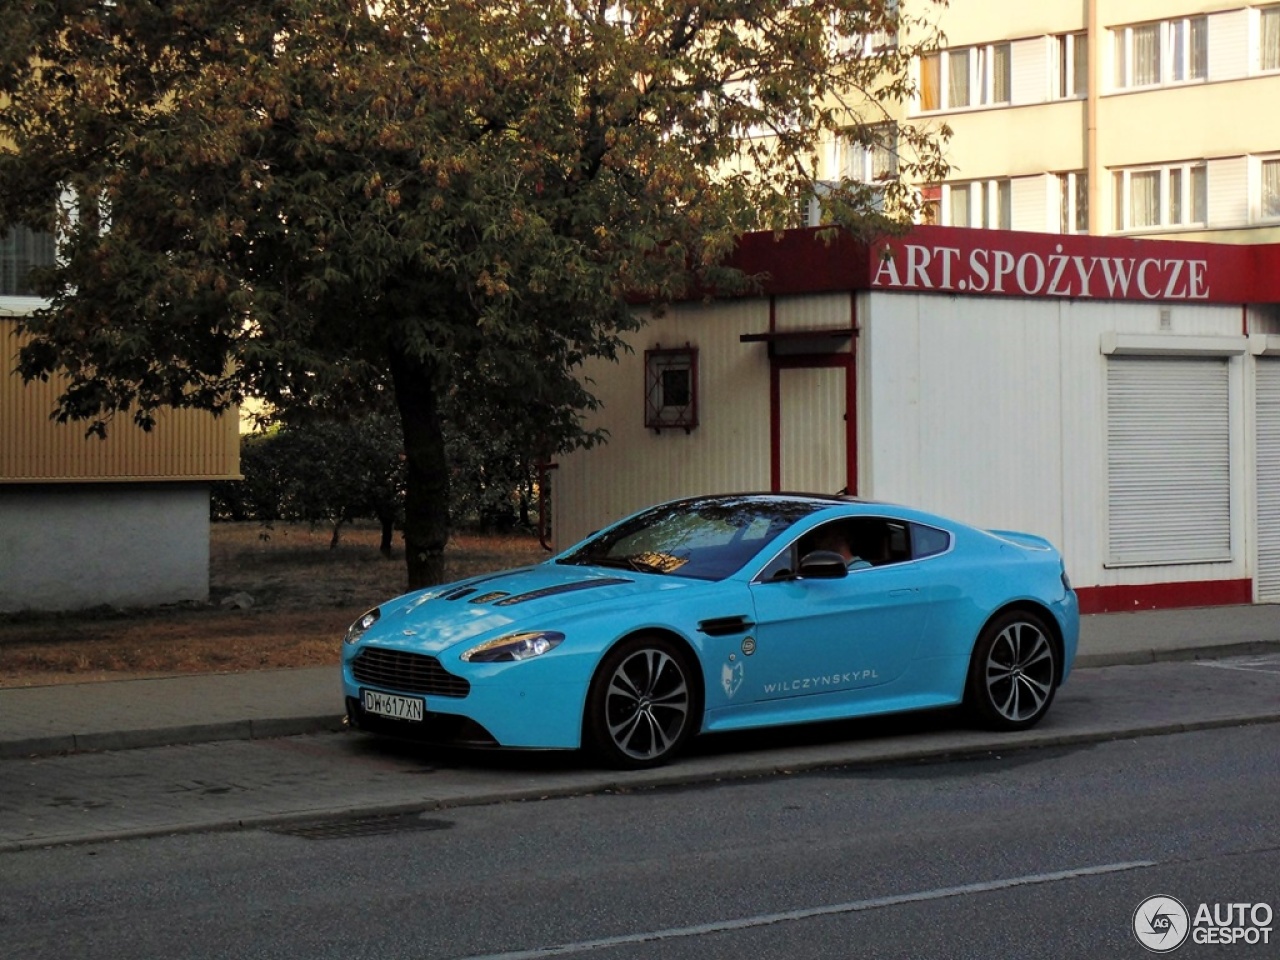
xmin=1 ymin=722 xmax=1276 ymax=960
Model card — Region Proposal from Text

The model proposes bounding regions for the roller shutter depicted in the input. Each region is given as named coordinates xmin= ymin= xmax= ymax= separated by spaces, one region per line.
xmin=1107 ymin=357 xmax=1231 ymax=565
xmin=1256 ymin=360 xmax=1280 ymax=601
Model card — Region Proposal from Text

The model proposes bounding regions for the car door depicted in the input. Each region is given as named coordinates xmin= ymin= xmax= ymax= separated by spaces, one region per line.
xmin=739 ymin=517 xmax=932 ymax=707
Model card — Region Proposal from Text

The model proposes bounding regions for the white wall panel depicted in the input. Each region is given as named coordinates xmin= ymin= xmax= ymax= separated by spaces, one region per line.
xmin=860 ymin=292 xmax=1249 ymax=591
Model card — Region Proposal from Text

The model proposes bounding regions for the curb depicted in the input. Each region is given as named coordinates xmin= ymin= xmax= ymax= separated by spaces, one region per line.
xmin=0 ymin=715 xmax=347 ymax=761
xmin=1073 ymin=640 xmax=1280 ymax=669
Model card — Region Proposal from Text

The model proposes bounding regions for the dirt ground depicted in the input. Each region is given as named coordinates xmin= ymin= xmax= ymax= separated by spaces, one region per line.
xmin=0 ymin=523 xmax=548 ymax=688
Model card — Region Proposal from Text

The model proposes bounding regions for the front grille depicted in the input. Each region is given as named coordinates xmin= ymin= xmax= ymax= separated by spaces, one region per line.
xmin=352 ymin=647 xmax=471 ymax=698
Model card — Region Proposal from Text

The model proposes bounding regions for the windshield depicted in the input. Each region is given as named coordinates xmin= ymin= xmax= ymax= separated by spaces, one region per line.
xmin=557 ymin=496 xmax=825 ymax=581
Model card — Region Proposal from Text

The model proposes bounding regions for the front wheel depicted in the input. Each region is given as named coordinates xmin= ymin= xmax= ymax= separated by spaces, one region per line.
xmin=585 ymin=635 xmax=699 ymax=769
xmin=966 ymin=610 xmax=1059 ymax=730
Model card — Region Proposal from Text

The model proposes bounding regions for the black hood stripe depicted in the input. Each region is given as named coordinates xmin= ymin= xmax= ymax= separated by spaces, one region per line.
xmin=493 ymin=577 xmax=632 ymax=606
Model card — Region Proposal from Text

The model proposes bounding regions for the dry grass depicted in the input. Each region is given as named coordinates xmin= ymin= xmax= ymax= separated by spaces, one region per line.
xmin=0 ymin=522 xmax=548 ymax=688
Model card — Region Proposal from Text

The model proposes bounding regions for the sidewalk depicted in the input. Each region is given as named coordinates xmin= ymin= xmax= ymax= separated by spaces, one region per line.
xmin=2 ymin=604 xmax=1279 ymax=760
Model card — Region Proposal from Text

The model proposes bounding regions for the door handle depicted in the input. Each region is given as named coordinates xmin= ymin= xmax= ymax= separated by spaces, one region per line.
xmin=889 ymin=588 xmax=917 ymax=597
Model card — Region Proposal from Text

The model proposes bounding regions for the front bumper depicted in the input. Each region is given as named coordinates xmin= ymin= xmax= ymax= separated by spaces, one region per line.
xmin=341 ymin=655 xmax=591 ymax=749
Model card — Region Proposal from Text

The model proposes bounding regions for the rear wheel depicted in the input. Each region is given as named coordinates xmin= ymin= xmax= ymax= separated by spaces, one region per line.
xmin=585 ymin=635 xmax=698 ymax=769
xmin=966 ymin=610 xmax=1059 ymax=730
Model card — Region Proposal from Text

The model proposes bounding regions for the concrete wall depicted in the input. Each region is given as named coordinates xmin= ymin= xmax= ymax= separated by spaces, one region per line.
xmin=0 ymin=484 xmax=211 ymax=612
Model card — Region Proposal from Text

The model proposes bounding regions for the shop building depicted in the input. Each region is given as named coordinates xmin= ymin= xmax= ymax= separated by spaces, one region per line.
xmin=553 ymin=225 xmax=1280 ymax=613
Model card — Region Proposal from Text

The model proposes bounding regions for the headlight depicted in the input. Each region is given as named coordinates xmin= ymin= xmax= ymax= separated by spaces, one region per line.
xmin=343 ymin=608 xmax=381 ymax=645
xmin=461 ymin=630 xmax=565 ymax=663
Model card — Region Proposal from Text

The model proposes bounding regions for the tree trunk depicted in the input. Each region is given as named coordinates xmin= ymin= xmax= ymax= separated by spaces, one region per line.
xmin=378 ymin=513 xmax=394 ymax=558
xmin=389 ymin=346 xmax=450 ymax=589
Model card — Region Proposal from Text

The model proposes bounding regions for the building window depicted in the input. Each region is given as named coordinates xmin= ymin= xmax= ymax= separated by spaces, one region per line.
xmin=831 ymin=0 xmax=898 ymax=55
xmin=1055 ymin=32 xmax=1089 ymax=98
xmin=840 ymin=124 xmax=898 ymax=183
xmin=644 ymin=346 xmax=698 ymax=433
xmin=1262 ymin=6 xmax=1280 ymax=72
xmin=943 ymin=179 xmax=1011 ymax=229
xmin=0 ymin=225 xmax=55 ymax=298
xmin=918 ymin=42 xmax=1011 ymax=111
xmin=1057 ymin=171 xmax=1089 ymax=233
xmin=1112 ymin=162 xmax=1207 ymax=231
xmin=919 ymin=184 xmax=941 ymax=224
xmin=1114 ymin=16 xmax=1207 ymax=89
xmin=1263 ymin=158 xmax=1280 ymax=220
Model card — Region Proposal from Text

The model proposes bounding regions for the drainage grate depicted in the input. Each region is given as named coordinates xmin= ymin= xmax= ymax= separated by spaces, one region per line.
xmin=267 ymin=813 xmax=453 ymax=840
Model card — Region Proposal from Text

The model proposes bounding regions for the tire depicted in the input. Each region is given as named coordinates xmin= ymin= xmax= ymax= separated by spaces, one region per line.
xmin=965 ymin=610 xmax=1059 ymax=731
xmin=585 ymin=635 xmax=699 ymax=769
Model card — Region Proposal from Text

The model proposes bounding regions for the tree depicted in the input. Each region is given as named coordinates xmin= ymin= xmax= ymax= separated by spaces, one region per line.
xmin=0 ymin=0 xmax=947 ymax=589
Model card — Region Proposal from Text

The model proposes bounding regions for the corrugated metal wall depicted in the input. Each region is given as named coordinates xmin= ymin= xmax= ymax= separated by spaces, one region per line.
xmin=2 ymin=322 xmax=240 ymax=482
xmin=554 ymin=293 xmax=857 ymax=548
xmin=860 ymin=293 xmax=1250 ymax=591
xmin=554 ymin=300 xmax=775 ymax=548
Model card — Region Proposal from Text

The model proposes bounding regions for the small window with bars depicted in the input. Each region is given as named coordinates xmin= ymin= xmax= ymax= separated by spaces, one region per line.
xmin=644 ymin=345 xmax=698 ymax=433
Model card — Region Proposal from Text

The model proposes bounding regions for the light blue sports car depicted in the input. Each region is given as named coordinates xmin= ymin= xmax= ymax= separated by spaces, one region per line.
xmin=342 ymin=494 xmax=1079 ymax=768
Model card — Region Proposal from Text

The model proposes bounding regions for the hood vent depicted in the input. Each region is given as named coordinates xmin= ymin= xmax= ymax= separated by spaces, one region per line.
xmin=494 ymin=577 xmax=631 ymax=606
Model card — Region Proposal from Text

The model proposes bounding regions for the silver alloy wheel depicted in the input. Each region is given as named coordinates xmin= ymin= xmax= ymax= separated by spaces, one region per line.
xmin=983 ymin=619 xmax=1055 ymax=723
xmin=602 ymin=647 xmax=691 ymax=762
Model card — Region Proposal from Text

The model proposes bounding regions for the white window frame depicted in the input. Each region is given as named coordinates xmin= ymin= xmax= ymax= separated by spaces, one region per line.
xmin=0 ymin=223 xmax=56 ymax=315
xmin=838 ymin=124 xmax=899 ymax=183
xmin=941 ymin=179 xmax=1012 ymax=229
xmin=1111 ymin=162 xmax=1208 ymax=232
xmin=831 ymin=0 xmax=899 ymax=56
xmin=917 ymin=41 xmax=1012 ymax=112
xmin=1056 ymin=171 xmax=1089 ymax=234
xmin=1053 ymin=32 xmax=1089 ymax=99
xmin=1113 ymin=15 xmax=1207 ymax=89
xmin=1260 ymin=154 xmax=1280 ymax=222
xmin=1260 ymin=5 xmax=1280 ymax=73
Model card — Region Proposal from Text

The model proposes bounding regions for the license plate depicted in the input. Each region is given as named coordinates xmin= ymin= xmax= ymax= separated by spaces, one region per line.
xmin=362 ymin=689 xmax=425 ymax=722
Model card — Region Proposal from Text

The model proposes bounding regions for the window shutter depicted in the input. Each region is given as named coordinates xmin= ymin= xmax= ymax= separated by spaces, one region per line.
xmin=1107 ymin=357 xmax=1231 ymax=565
xmin=1256 ymin=360 xmax=1280 ymax=600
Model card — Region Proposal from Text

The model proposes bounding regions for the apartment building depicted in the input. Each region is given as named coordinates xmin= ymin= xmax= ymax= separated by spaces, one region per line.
xmin=822 ymin=0 xmax=1280 ymax=243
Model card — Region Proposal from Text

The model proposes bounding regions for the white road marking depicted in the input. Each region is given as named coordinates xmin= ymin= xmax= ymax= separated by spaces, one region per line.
xmin=450 ymin=860 xmax=1157 ymax=960
xmin=1195 ymin=655 xmax=1280 ymax=676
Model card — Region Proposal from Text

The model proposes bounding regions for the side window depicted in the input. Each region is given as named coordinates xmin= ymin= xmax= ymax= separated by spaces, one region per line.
xmin=798 ymin=517 xmax=913 ymax=569
xmin=911 ymin=523 xmax=951 ymax=559
xmin=846 ymin=517 xmax=912 ymax=567
xmin=756 ymin=543 xmax=796 ymax=581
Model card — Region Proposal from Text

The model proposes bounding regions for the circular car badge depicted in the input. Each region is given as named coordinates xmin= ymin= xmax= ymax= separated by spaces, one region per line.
xmin=1132 ymin=895 xmax=1190 ymax=953
xmin=741 ymin=636 xmax=757 ymax=656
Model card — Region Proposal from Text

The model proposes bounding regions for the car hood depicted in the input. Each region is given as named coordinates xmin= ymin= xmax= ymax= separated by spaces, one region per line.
xmin=363 ymin=563 xmax=703 ymax=655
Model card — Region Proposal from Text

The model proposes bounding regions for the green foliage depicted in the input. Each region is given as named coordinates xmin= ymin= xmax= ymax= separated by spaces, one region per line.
xmin=211 ymin=414 xmax=406 ymax=547
xmin=1 ymin=0 xmax=948 ymax=584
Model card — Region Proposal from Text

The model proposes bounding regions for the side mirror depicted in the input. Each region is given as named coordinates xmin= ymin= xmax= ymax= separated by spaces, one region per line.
xmin=797 ymin=550 xmax=849 ymax=579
